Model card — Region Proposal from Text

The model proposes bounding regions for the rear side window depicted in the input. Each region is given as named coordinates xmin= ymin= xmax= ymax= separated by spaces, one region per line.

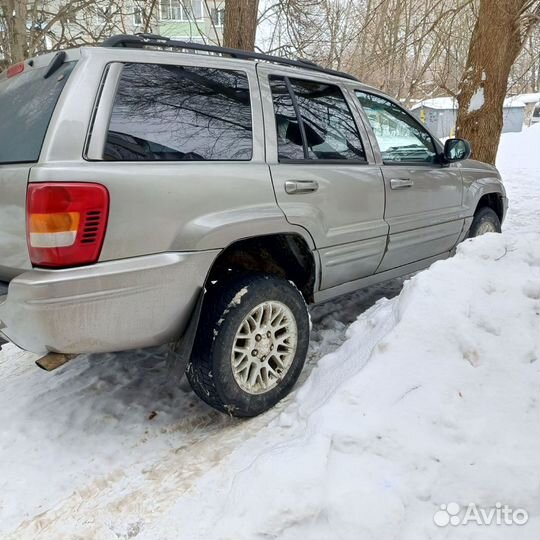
xmin=0 ymin=62 xmax=75 ymax=164
xmin=104 ymin=63 xmax=253 ymax=161
xmin=269 ymin=76 xmax=366 ymax=162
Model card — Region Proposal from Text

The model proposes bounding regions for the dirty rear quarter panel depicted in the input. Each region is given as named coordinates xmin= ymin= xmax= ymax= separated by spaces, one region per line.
xmin=29 ymin=161 xmax=291 ymax=258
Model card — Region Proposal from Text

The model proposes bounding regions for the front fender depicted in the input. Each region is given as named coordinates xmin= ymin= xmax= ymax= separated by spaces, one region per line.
xmin=458 ymin=159 xmax=507 ymax=219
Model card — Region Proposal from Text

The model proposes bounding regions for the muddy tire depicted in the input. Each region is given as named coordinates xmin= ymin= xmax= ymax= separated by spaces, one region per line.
xmin=187 ymin=274 xmax=310 ymax=417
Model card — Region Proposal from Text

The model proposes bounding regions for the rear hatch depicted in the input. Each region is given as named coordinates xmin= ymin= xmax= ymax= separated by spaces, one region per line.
xmin=0 ymin=55 xmax=76 ymax=281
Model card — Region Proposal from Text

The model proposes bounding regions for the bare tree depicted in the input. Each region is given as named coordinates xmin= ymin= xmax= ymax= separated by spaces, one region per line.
xmin=455 ymin=0 xmax=540 ymax=164
xmin=223 ymin=0 xmax=259 ymax=50
xmin=259 ymin=0 xmax=476 ymax=102
xmin=1 ymin=0 xmax=29 ymax=63
xmin=0 ymin=0 xmax=159 ymax=67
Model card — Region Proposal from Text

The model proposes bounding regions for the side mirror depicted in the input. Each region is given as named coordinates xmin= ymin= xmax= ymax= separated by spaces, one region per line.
xmin=443 ymin=138 xmax=471 ymax=162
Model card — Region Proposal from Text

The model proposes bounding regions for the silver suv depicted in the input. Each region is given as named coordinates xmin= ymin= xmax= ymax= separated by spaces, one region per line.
xmin=0 ymin=34 xmax=507 ymax=416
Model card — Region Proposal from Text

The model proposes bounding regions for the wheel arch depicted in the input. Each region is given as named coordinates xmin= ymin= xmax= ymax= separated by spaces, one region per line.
xmin=474 ymin=192 xmax=505 ymax=223
xmin=205 ymin=232 xmax=318 ymax=304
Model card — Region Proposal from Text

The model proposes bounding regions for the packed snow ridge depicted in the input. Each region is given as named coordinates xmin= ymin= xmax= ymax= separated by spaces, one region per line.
xmin=1 ymin=125 xmax=539 ymax=540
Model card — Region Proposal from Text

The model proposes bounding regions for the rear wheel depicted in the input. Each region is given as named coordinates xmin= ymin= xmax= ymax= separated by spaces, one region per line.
xmin=468 ymin=207 xmax=501 ymax=238
xmin=187 ymin=274 xmax=310 ymax=417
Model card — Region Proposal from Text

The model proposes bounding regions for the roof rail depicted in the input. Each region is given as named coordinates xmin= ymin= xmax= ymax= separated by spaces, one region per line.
xmin=100 ymin=34 xmax=358 ymax=82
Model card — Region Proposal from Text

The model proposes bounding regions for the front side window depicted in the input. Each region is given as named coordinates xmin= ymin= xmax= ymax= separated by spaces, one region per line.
xmin=356 ymin=91 xmax=437 ymax=164
xmin=104 ymin=63 xmax=253 ymax=161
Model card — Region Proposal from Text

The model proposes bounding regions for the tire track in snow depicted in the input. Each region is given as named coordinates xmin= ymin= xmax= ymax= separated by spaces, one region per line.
xmin=2 ymin=281 xmax=404 ymax=539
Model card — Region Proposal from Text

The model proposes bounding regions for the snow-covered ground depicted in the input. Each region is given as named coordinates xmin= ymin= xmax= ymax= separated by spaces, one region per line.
xmin=1 ymin=126 xmax=539 ymax=540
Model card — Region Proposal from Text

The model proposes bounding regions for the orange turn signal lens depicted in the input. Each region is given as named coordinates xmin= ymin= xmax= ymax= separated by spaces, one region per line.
xmin=29 ymin=212 xmax=80 ymax=234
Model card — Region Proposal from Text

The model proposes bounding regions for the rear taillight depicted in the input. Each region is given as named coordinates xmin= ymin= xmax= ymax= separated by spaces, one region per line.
xmin=26 ymin=183 xmax=109 ymax=268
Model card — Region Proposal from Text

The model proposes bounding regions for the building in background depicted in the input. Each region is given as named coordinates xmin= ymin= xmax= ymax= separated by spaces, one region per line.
xmin=509 ymin=93 xmax=540 ymax=125
xmin=155 ymin=0 xmax=225 ymax=44
xmin=411 ymin=97 xmax=525 ymax=138
xmin=0 ymin=0 xmax=225 ymax=68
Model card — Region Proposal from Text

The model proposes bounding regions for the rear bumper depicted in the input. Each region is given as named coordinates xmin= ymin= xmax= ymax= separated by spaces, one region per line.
xmin=0 ymin=251 xmax=219 ymax=355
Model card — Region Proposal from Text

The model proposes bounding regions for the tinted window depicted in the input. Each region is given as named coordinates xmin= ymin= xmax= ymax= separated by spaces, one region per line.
xmin=291 ymin=78 xmax=365 ymax=161
xmin=356 ymin=91 xmax=437 ymax=164
xmin=269 ymin=77 xmax=305 ymax=161
xmin=105 ymin=63 xmax=253 ymax=161
xmin=269 ymin=76 xmax=366 ymax=161
xmin=0 ymin=62 xmax=75 ymax=164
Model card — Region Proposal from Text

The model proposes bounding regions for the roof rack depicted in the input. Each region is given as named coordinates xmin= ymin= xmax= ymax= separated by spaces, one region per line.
xmin=101 ymin=34 xmax=358 ymax=82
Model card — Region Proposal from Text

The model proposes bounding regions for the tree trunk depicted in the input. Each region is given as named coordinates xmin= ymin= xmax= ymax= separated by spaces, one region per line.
xmin=455 ymin=0 xmax=528 ymax=165
xmin=223 ymin=0 xmax=259 ymax=51
xmin=3 ymin=0 xmax=28 ymax=63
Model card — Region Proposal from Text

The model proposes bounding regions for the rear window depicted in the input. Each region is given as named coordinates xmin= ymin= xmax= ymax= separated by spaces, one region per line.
xmin=0 ymin=62 xmax=75 ymax=164
xmin=104 ymin=63 xmax=253 ymax=161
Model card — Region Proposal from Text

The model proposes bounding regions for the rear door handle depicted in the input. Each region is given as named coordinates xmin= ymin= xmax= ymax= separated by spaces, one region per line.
xmin=285 ymin=180 xmax=319 ymax=194
xmin=390 ymin=178 xmax=414 ymax=189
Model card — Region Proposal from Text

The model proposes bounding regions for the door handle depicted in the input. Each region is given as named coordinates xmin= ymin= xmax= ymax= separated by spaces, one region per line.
xmin=285 ymin=180 xmax=319 ymax=194
xmin=390 ymin=178 xmax=414 ymax=189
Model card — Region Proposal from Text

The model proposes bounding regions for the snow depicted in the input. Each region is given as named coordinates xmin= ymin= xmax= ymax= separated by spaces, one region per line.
xmin=412 ymin=95 xmax=525 ymax=111
xmin=411 ymin=96 xmax=457 ymax=110
xmin=229 ymin=286 xmax=248 ymax=306
xmin=503 ymin=95 xmax=527 ymax=108
xmin=1 ymin=125 xmax=540 ymax=539
xmin=467 ymin=87 xmax=485 ymax=113
xmin=511 ymin=92 xmax=540 ymax=106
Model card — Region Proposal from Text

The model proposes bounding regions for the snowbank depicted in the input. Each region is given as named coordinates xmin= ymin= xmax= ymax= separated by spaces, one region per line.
xmin=142 ymin=124 xmax=540 ymax=540
xmin=142 ymin=234 xmax=540 ymax=540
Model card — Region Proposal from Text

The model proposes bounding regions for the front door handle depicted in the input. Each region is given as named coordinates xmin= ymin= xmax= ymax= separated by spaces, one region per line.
xmin=390 ymin=178 xmax=414 ymax=189
xmin=285 ymin=180 xmax=319 ymax=194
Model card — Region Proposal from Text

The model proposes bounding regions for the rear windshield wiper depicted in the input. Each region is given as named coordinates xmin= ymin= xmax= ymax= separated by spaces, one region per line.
xmin=44 ymin=51 xmax=66 ymax=79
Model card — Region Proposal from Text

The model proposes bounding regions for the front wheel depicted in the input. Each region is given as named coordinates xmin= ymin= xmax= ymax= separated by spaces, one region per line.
xmin=468 ymin=207 xmax=501 ymax=238
xmin=187 ymin=274 xmax=310 ymax=417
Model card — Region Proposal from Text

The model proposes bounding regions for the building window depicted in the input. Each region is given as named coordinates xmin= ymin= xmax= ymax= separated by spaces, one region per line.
xmin=133 ymin=7 xmax=143 ymax=25
xmin=211 ymin=7 xmax=225 ymax=26
xmin=160 ymin=0 xmax=203 ymax=21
